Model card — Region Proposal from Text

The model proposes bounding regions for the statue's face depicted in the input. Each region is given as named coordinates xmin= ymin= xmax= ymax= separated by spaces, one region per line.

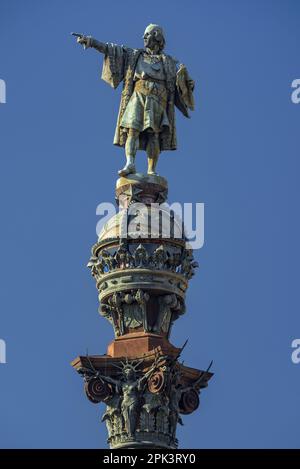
xmin=124 ymin=368 xmax=134 ymax=380
xmin=143 ymin=24 xmax=163 ymax=50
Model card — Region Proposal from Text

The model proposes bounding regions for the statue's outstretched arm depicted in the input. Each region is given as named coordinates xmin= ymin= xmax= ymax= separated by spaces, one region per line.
xmin=97 ymin=373 xmax=119 ymax=386
xmin=89 ymin=38 xmax=107 ymax=54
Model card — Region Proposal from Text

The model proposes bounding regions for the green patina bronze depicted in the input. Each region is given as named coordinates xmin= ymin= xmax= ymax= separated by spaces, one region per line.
xmin=72 ymin=24 xmax=194 ymax=176
xmin=71 ymin=25 xmax=212 ymax=450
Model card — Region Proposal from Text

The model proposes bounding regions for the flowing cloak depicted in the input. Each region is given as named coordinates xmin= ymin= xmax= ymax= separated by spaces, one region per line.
xmin=100 ymin=43 xmax=194 ymax=152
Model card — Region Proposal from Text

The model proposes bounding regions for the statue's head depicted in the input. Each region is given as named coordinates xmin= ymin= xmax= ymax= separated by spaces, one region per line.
xmin=114 ymin=357 xmax=143 ymax=381
xmin=124 ymin=367 xmax=135 ymax=380
xmin=143 ymin=24 xmax=165 ymax=53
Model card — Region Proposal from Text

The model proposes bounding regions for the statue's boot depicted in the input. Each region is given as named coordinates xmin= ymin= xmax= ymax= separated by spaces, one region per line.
xmin=118 ymin=155 xmax=136 ymax=177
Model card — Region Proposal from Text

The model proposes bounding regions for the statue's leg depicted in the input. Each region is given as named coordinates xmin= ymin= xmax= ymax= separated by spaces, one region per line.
xmin=122 ymin=405 xmax=129 ymax=434
xmin=128 ymin=405 xmax=138 ymax=437
xmin=118 ymin=128 xmax=139 ymax=177
xmin=147 ymin=131 xmax=160 ymax=175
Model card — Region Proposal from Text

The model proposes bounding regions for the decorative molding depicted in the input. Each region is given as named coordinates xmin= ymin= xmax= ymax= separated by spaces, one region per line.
xmin=79 ymin=356 xmax=208 ymax=449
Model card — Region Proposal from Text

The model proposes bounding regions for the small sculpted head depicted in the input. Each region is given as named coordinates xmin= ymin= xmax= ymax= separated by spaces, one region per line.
xmin=143 ymin=24 xmax=165 ymax=54
xmin=124 ymin=367 xmax=135 ymax=380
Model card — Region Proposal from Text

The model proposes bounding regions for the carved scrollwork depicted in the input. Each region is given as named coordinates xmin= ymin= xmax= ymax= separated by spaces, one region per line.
xmin=84 ymin=377 xmax=112 ymax=404
xmin=147 ymin=370 xmax=165 ymax=394
xmin=179 ymin=388 xmax=200 ymax=414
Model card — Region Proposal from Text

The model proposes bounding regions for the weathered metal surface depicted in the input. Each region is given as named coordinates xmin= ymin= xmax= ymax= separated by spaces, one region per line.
xmin=71 ymin=24 xmax=211 ymax=449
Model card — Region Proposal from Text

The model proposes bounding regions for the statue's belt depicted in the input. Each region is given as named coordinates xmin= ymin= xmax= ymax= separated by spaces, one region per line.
xmin=134 ymin=79 xmax=168 ymax=106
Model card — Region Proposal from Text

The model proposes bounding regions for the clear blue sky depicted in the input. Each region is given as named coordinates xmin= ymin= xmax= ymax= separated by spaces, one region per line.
xmin=0 ymin=0 xmax=300 ymax=448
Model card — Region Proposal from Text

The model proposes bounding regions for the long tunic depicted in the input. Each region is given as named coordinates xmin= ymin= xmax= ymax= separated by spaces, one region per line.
xmin=100 ymin=43 xmax=194 ymax=152
xmin=120 ymin=52 xmax=170 ymax=133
